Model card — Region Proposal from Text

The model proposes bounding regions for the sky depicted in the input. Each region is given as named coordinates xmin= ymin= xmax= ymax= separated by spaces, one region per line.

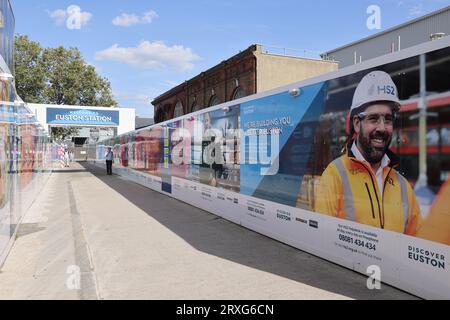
xmin=11 ymin=0 xmax=450 ymax=118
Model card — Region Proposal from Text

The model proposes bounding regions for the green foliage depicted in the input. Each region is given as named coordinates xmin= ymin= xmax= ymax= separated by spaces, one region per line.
xmin=15 ymin=35 xmax=117 ymax=106
xmin=14 ymin=35 xmax=118 ymax=141
xmin=51 ymin=127 xmax=80 ymax=141
xmin=14 ymin=35 xmax=46 ymax=103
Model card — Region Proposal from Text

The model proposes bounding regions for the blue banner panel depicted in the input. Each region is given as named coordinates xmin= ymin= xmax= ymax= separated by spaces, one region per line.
xmin=47 ymin=108 xmax=120 ymax=126
xmin=0 ymin=104 xmax=15 ymax=123
xmin=240 ymin=82 xmax=327 ymax=207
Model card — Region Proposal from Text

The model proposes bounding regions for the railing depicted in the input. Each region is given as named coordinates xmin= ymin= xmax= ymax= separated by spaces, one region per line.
xmin=258 ymin=44 xmax=335 ymax=61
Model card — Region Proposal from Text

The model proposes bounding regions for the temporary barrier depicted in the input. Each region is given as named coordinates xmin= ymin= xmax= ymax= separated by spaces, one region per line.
xmin=0 ymin=0 xmax=55 ymax=267
xmin=59 ymin=144 xmax=65 ymax=168
xmin=0 ymin=98 xmax=53 ymax=266
xmin=89 ymin=37 xmax=450 ymax=299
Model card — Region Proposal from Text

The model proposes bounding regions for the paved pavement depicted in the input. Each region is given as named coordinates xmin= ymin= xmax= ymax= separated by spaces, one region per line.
xmin=0 ymin=162 xmax=418 ymax=300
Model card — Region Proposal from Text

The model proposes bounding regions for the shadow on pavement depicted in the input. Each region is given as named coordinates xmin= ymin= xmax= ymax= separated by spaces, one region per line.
xmin=79 ymin=161 xmax=418 ymax=300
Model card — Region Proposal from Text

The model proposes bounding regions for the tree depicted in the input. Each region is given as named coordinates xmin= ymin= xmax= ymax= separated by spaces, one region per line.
xmin=14 ymin=35 xmax=118 ymax=140
xmin=14 ymin=35 xmax=46 ymax=103
xmin=51 ymin=127 xmax=80 ymax=141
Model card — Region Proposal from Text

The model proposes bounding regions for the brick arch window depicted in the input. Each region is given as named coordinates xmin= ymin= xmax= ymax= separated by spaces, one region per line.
xmin=174 ymin=101 xmax=184 ymax=118
xmin=232 ymin=87 xmax=246 ymax=100
xmin=191 ymin=102 xmax=201 ymax=112
xmin=209 ymin=95 xmax=220 ymax=107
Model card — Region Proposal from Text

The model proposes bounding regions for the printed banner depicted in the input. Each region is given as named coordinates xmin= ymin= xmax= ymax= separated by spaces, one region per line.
xmin=89 ymin=43 xmax=450 ymax=299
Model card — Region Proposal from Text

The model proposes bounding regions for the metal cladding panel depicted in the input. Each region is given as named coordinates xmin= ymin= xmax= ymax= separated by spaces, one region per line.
xmin=329 ymin=9 xmax=450 ymax=67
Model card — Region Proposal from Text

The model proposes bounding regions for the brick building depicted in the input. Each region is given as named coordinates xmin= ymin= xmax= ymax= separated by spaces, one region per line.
xmin=152 ymin=44 xmax=337 ymax=123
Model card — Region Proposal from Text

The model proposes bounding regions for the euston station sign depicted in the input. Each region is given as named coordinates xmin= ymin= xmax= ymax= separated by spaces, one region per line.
xmin=47 ymin=108 xmax=120 ymax=126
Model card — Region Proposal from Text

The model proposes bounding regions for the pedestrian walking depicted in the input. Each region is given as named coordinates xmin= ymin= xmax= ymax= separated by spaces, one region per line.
xmin=105 ymin=147 xmax=114 ymax=175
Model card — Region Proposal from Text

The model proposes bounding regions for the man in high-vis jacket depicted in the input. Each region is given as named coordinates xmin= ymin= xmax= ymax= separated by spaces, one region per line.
xmin=315 ymin=71 xmax=423 ymax=235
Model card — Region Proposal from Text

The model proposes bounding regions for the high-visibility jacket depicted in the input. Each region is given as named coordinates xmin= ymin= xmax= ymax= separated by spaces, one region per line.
xmin=416 ymin=179 xmax=450 ymax=245
xmin=315 ymin=149 xmax=422 ymax=235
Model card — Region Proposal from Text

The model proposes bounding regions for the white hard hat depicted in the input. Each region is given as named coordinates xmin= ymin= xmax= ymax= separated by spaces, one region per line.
xmin=351 ymin=71 xmax=400 ymax=111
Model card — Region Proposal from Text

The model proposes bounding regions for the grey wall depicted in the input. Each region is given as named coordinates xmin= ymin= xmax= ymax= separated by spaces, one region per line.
xmin=327 ymin=8 xmax=450 ymax=67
